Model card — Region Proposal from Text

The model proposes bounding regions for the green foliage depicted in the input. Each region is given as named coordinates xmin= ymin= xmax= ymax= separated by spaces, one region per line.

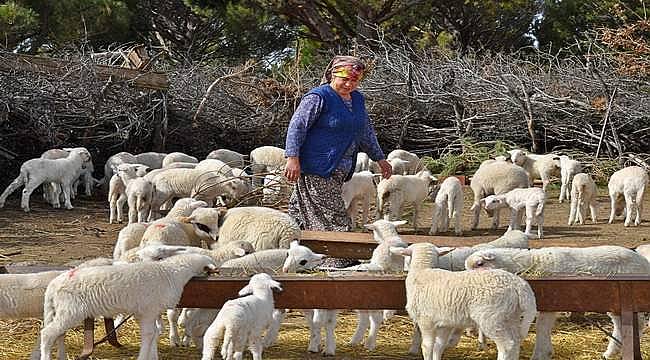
xmin=0 ymin=1 xmax=38 ymax=48
xmin=421 ymin=140 xmax=516 ymax=176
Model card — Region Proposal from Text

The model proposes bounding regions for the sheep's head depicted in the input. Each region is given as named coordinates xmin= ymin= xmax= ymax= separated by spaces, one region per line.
xmin=364 ymin=219 xmax=406 ymax=243
xmin=282 ymin=240 xmax=327 ymax=273
xmin=389 ymin=243 xmax=454 ymax=269
xmin=239 ymin=273 xmax=282 ymax=296
xmin=508 ymin=149 xmax=527 ymax=166
xmin=464 ymin=250 xmax=497 ymax=270
xmin=184 ymin=207 xmax=226 ymax=241
xmin=482 ymin=195 xmax=505 ymax=212
xmin=169 ymin=198 xmax=209 ymax=217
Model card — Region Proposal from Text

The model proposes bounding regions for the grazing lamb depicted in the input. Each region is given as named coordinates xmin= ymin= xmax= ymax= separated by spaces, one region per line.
xmin=469 ymin=161 xmax=529 ymax=230
xmin=392 ymin=243 xmax=537 ymax=360
xmin=386 ymin=149 xmax=421 ymax=174
xmin=465 ymin=246 xmax=650 ymax=359
xmin=206 ymin=148 xmax=246 ymax=169
xmin=508 ymin=149 xmax=561 ymax=191
xmin=376 ymin=170 xmax=437 ymax=230
xmin=342 ymin=171 xmax=377 ymax=230
xmin=220 ymin=240 xmax=326 ymax=274
xmin=558 ymin=155 xmax=582 ymax=203
xmin=140 ymin=207 xmax=228 ymax=249
xmin=483 ymin=187 xmax=547 ymax=239
xmin=429 ymin=176 xmax=464 ymax=235
xmin=39 ymin=253 xmax=217 ymax=360
xmin=112 ymin=198 xmax=208 ymax=261
xmin=162 ymin=151 xmax=199 ymax=167
xmin=217 ymin=206 xmax=301 ymax=251
xmin=608 ymin=166 xmax=648 ymax=226
xmin=568 ymin=173 xmax=598 ymax=225
xmin=201 ymin=273 xmax=282 ymax=360
xmin=0 ymin=148 xmax=91 ymax=211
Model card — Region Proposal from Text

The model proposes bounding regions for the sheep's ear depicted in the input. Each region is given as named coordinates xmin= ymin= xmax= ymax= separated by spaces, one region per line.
xmin=391 ymin=220 xmax=407 ymax=227
xmin=436 ymin=246 xmax=455 ymax=256
xmin=269 ymin=280 xmax=283 ymax=292
xmin=239 ymin=284 xmax=253 ymax=296
xmin=289 ymin=240 xmax=300 ymax=249
xmin=178 ymin=216 xmax=192 ymax=224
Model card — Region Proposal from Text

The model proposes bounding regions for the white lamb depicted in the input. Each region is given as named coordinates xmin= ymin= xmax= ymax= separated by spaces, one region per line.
xmin=391 ymin=243 xmax=537 ymax=360
xmin=342 ymin=171 xmax=377 ymax=230
xmin=568 ymin=173 xmax=598 ymax=225
xmin=40 ymin=147 xmax=97 ymax=202
xmin=201 ymin=273 xmax=282 ymax=360
xmin=102 ymin=151 xmax=137 ymax=187
xmin=482 ymin=187 xmax=547 ymax=239
xmin=465 ymin=246 xmax=650 ymax=359
xmin=108 ymin=163 xmax=152 ymax=223
xmin=39 ymin=253 xmax=217 ymax=360
xmin=196 ymin=159 xmax=234 ymax=177
xmin=139 ymin=206 xmax=228 ymax=249
xmin=249 ymin=146 xmax=285 ymax=185
xmin=376 ymin=169 xmax=437 ymax=230
xmin=429 ymin=176 xmax=464 ymax=235
xmin=469 ymin=161 xmax=530 ymax=230
xmin=386 ymin=149 xmax=421 ymax=174
xmin=217 ymin=206 xmax=301 ymax=251
xmin=608 ymin=165 xmax=648 ymax=226
xmin=206 ymin=148 xmax=246 ymax=169
xmin=162 ymin=151 xmax=199 ymax=167
xmin=558 ymin=155 xmax=582 ymax=203
xmin=508 ymin=149 xmax=561 ymax=191
xmin=0 ymin=147 xmax=91 ymax=211
xmin=355 ymin=152 xmax=370 ymax=172
xmin=112 ymin=198 xmax=208 ymax=261
xmin=115 ymin=163 xmax=154 ymax=224
xmin=387 ymin=158 xmax=409 ymax=175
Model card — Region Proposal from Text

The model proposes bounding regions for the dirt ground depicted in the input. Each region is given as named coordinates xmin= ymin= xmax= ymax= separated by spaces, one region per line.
xmin=1 ymin=185 xmax=650 ymax=359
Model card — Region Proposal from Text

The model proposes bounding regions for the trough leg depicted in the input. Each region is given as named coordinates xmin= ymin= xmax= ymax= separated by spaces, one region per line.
xmin=77 ymin=318 xmax=95 ymax=360
xmin=620 ymin=311 xmax=641 ymax=360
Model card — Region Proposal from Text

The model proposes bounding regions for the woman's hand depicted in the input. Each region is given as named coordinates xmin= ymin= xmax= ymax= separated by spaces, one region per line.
xmin=377 ymin=159 xmax=392 ymax=179
xmin=284 ymin=157 xmax=301 ymax=182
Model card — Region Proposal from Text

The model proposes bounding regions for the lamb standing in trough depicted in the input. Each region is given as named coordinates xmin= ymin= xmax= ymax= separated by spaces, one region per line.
xmin=568 ymin=173 xmax=598 ymax=225
xmin=201 ymin=273 xmax=282 ymax=360
xmin=429 ymin=176 xmax=463 ymax=235
xmin=482 ymin=187 xmax=547 ymax=239
xmin=392 ymin=243 xmax=537 ymax=360
xmin=465 ymin=246 xmax=650 ymax=359
xmin=0 ymin=147 xmax=91 ymax=211
xmin=608 ymin=165 xmax=648 ymax=226
xmin=39 ymin=253 xmax=217 ymax=360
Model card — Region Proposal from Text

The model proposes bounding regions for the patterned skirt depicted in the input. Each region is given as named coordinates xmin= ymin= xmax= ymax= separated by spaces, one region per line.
xmin=288 ymin=170 xmax=358 ymax=267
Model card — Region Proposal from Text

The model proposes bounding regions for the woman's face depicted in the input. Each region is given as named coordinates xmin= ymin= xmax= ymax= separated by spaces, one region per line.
xmin=330 ymin=76 xmax=360 ymax=99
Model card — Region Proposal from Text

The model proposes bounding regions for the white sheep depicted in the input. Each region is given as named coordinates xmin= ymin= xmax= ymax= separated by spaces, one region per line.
xmin=355 ymin=152 xmax=370 ymax=172
xmin=217 ymin=206 xmax=301 ymax=251
xmin=201 ymin=273 xmax=282 ymax=360
xmin=387 ymin=158 xmax=409 ymax=175
xmin=39 ymin=253 xmax=217 ymax=360
xmin=115 ymin=163 xmax=155 ymax=224
xmin=133 ymin=151 xmax=167 ymax=169
xmin=0 ymin=148 xmax=91 ymax=211
xmin=206 ymin=148 xmax=246 ymax=169
xmin=376 ymin=170 xmax=437 ymax=230
xmin=112 ymin=198 xmax=208 ymax=261
xmin=483 ymin=187 xmax=547 ymax=239
xmin=469 ymin=161 xmax=530 ymax=230
xmin=40 ymin=147 xmax=98 ymax=202
xmin=558 ymin=155 xmax=583 ymax=203
xmin=508 ymin=149 xmax=561 ymax=191
xmin=386 ymin=149 xmax=421 ymax=174
xmin=108 ymin=163 xmax=152 ymax=224
xmin=429 ymin=176 xmax=463 ymax=235
xmin=342 ymin=171 xmax=377 ymax=230
xmin=249 ymin=146 xmax=285 ymax=185
xmin=162 ymin=151 xmax=199 ymax=167
xmin=465 ymin=246 xmax=650 ymax=359
xmin=0 ymin=270 xmax=66 ymax=360
xmin=568 ymin=173 xmax=598 ymax=225
xmin=196 ymin=159 xmax=234 ymax=176
xmin=140 ymin=207 xmax=228 ymax=249
xmin=392 ymin=243 xmax=537 ymax=360
xmin=220 ymin=240 xmax=326 ymax=274
xmin=102 ymin=151 xmax=137 ymax=187
xmin=608 ymin=165 xmax=648 ymax=226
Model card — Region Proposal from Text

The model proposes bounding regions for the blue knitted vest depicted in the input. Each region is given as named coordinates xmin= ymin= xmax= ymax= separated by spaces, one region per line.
xmin=299 ymin=84 xmax=367 ymax=178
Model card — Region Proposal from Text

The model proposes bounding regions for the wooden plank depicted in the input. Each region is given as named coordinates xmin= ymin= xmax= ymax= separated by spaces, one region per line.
xmin=300 ymin=231 xmax=649 ymax=259
xmin=0 ymin=265 xmax=70 ymax=274
xmin=0 ymin=52 xmax=168 ymax=90
xmin=178 ymin=274 xmax=650 ymax=312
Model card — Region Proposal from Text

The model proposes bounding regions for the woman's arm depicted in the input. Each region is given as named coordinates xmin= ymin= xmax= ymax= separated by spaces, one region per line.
xmin=284 ymin=94 xmax=323 ymax=181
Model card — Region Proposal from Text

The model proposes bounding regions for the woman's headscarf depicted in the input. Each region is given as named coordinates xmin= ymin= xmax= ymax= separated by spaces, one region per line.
xmin=320 ymin=55 xmax=366 ymax=85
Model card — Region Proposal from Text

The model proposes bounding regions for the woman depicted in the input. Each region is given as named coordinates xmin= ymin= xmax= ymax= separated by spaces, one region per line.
xmin=284 ymin=55 xmax=392 ymax=232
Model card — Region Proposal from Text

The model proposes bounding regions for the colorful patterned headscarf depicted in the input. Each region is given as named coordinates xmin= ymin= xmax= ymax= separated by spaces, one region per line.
xmin=320 ymin=55 xmax=366 ymax=85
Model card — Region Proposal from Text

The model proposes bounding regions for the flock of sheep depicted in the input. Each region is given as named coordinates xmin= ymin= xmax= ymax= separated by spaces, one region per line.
xmin=0 ymin=144 xmax=649 ymax=360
